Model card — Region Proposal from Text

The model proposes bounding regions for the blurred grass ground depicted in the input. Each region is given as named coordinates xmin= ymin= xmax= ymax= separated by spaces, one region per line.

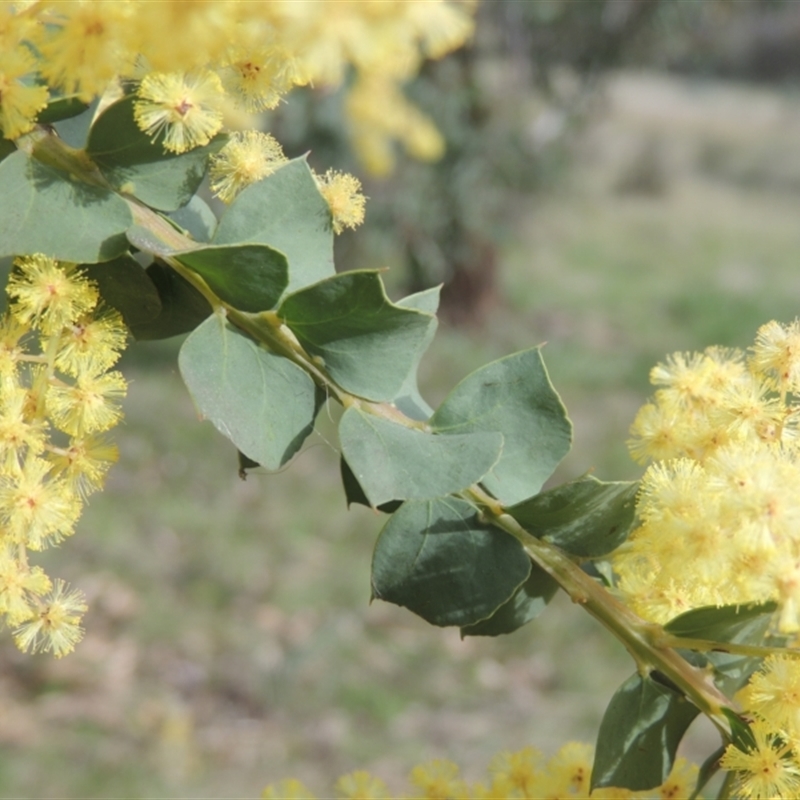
xmin=3 ymin=71 xmax=800 ymax=797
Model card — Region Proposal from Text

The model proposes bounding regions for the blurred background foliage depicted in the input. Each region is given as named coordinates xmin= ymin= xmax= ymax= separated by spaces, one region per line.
xmin=267 ymin=0 xmax=800 ymax=324
xmin=7 ymin=1 xmax=800 ymax=796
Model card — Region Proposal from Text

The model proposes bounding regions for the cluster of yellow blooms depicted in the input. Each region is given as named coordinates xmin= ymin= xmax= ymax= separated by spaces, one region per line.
xmin=0 ymin=254 xmax=127 ymax=656
xmin=262 ymin=743 xmax=698 ymax=799
xmin=721 ymin=653 xmax=800 ymax=798
xmin=0 ymin=0 xmax=475 ymax=174
xmin=614 ymin=320 xmax=800 ymax=631
xmin=208 ymin=129 xmax=366 ymax=231
xmin=613 ymin=321 xmax=800 ymax=798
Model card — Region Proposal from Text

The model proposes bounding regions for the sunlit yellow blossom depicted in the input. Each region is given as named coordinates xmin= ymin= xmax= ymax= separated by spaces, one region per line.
xmin=36 ymin=1 xmax=133 ymax=101
xmin=617 ymin=566 xmax=722 ymax=624
xmin=13 ymin=579 xmax=87 ymax=657
xmin=0 ymin=3 xmax=37 ymax=54
xmin=0 ymin=313 xmax=26 ymax=384
xmin=124 ymin=0 xmax=242 ymax=76
xmin=405 ymin=113 xmax=447 ymax=163
xmin=134 ymin=70 xmax=224 ymax=154
xmin=649 ymin=349 xmax=742 ymax=409
xmin=406 ymin=0 xmax=475 ymax=60
xmin=4 ymin=1 xmax=476 ymax=168
xmin=721 ymin=721 xmax=800 ymax=799
xmin=0 ymin=46 xmax=49 ymax=140
xmin=546 ymin=741 xmax=593 ymax=796
xmin=261 ymin=778 xmax=316 ymax=800
xmin=219 ymin=44 xmax=305 ymax=112
xmin=627 ymin=402 xmax=681 ymax=464
xmin=47 ymin=435 xmax=118 ymax=499
xmin=635 ymin=458 xmax=707 ymax=525
xmin=409 ymin=759 xmax=469 ymax=800
xmin=0 ymin=546 xmax=50 ymax=626
xmin=346 ymin=76 xmax=444 ymax=174
xmin=209 ymin=130 xmax=287 ymax=203
xmin=619 ymin=327 xmax=800 ymax=625
xmin=711 ymin=375 xmax=785 ymax=444
xmin=750 ymin=319 xmax=800 ymax=395
xmin=46 ymin=369 xmax=127 ymax=436
xmin=314 ymin=169 xmax=366 ymax=234
xmin=7 ymin=255 xmax=98 ymax=336
xmin=656 ymin=757 xmax=699 ymax=800
xmin=738 ymin=655 xmax=800 ymax=738
xmin=488 ymin=747 xmax=542 ymax=798
xmin=51 ymin=306 xmax=128 ymax=377
xmin=0 ymin=239 xmax=127 ymax=656
xmin=0 ymin=455 xmax=81 ymax=549
xmin=334 ymin=770 xmax=389 ymax=800
xmin=774 ymin=562 xmax=800 ymax=633
xmin=264 ymin=742 xmax=708 ymax=800
xmin=710 ymin=444 xmax=800 ymax=548
xmin=470 ymin=775 xmax=516 ymax=799
xmin=616 ymin=441 xmax=800 ymax=624
xmin=0 ymin=385 xmax=47 ymax=470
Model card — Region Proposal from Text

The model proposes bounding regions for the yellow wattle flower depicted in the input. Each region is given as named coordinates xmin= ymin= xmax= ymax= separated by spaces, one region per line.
xmin=209 ymin=130 xmax=287 ymax=204
xmin=721 ymin=721 xmax=800 ymax=800
xmin=0 ymin=46 xmax=48 ymax=139
xmin=47 ymin=370 xmax=127 ymax=437
xmin=219 ymin=44 xmax=305 ymax=112
xmin=0 ymin=455 xmax=81 ymax=550
xmin=0 ymin=254 xmax=128 ymax=656
xmin=314 ymin=169 xmax=367 ymax=234
xmin=134 ymin=70 xmax=224 ymax=154
xmin=13 ymin=579 xmax=87 ymax=658
xmin=617 ymin=321 xmax=800 ymax=630
xmin=6 ymin=255 xmax=98 ymax=336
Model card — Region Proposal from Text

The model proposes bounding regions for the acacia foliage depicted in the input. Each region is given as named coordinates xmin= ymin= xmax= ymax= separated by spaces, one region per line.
xmin=1 ymin=102 xmax=779 ymax=794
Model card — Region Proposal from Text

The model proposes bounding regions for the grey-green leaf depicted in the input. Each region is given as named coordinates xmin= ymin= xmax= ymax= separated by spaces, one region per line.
xmin=340 ymin=457 xmax=402 ymax=514
xmin=460 ymin=563 xmax=559 ymax=637
xmin=664 ymin=601 xmax=777 ymax=641
xmin=37 ymin=95 xmax=90 ymax=125
xmin=371 ymin=498 xmax=532 ymax=627
xmin=430 ymin=348 xmax=572 ymax=505
xmin=665 ymin=602 xmax=777 ymax=695
xmin=128 ymin=261 xmax=211 ymax=340
xmin=393 ymin=286 xmax=440 ymax=419
xmin=179 ymin=315 xmax=320 ymax=469
xmin=279 ymin=271 xmax=435 ymax=402
xmin=213 ymin=157 xmax=333 ymax=294
xmin=82 ymin=254 xmax=162 ymax=328
xmin=169 ymin=195 xmax=218 ymax=242
xmin=174 ymin=243 xmax=288 ymax=312
xmin=591 ymin=673 xmax=699 ymax=792
xmin=87 ymin=95 xmax=226 ymax=211
xmin=0 ymin=151 xmax=131 ymax=262
xmin=339 ymin=407 xmax=503 ymax=507
xmin=507 ymin=476 xmax=639 ymax=558
xmin=52 ymin=99 xmax=99 ymax=148
xmin=0 ymin=139 xmax=16 ymax=163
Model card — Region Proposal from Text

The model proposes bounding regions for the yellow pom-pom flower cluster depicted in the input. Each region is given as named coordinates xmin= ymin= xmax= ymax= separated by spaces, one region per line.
xmin=0 ymin=254 xmax=127 ymax=656
xmin=261 ymin=742 xmax=698 ymax=799
xmin=721 ymin=654 xmax=800 ymax=799
xmin=209 ymin=130 xmax=289 ymax=205
xmin=208 ymin=135 xmax=367 ymax=230
xmin=614 ymin=321 xmax=800 ymax=630
xmin=1 ymin=0 xmax=475 ymax=173
xmin=313 ymin=169 xmax=368 ymax=234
